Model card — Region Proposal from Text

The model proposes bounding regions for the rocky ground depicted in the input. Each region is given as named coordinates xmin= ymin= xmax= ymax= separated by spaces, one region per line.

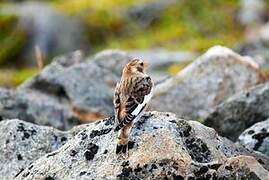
xmin=0 ymin=45 xmax=269 ymax=179
xmin=2 ymin=112 xmax=269 ymax=179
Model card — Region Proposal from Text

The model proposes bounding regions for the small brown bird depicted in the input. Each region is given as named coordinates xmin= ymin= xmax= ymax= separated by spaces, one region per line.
xmin=114 ymin=59 xmax=153 ymax=155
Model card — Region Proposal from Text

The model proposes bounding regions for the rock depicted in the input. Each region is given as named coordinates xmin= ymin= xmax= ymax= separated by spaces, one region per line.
xmin=151 ymin=46 xmax=265 ymax=120
xmin=20 ymin=50 xmax=118 ymax=122
xmin=238 ymin=118 xmax=269 ymax=156
xmin=208 ymin=155 xmax=269 ymax=179
xmin=238 ymin=0 xmax=266 ymax=26
xmin=1 ymin=2 xmax=86 ymax=66
xmin=14 ymin=112 xmax=269 ymax=179
xmin=0 ymin=119 xmax=72 ymax=179
xmin=0 ymin=88 xmax=79 ymax=130
xmin=205 ymin=82 xmax=269 ymax=141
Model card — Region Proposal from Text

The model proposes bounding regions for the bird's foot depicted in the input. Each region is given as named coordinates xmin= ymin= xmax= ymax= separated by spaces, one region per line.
xmin=116 ymin=144 xmax=129 ymax=159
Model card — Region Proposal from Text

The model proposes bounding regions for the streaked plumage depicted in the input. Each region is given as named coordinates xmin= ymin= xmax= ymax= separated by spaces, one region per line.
xmin=114 ymin=59 xmax=153 ymax=155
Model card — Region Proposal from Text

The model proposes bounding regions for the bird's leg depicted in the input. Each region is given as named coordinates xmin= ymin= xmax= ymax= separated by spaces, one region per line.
xmin=116 ymin=123 xmax=133 ymax=158
xmin=116 ymin=129 xmax=128 ymax=158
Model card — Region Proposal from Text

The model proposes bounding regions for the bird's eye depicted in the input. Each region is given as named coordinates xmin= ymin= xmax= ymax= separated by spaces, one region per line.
xmin=140 ymin=62 xmax=144 ymax=66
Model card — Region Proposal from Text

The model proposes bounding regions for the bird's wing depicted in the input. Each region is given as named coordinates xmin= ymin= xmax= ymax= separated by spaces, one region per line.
xmin=113 ymin=83 xmax=121 ymax=123
xmin=114 ymin=76 xmax=153 ymax=131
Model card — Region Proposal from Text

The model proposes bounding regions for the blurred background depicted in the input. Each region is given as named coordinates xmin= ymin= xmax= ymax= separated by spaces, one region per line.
xmin=0 ymin=0 xmax=269 ymax=87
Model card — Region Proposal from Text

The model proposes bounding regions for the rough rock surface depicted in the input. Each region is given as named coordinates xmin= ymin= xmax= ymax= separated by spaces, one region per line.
xmin=20 ymin=50 xmax=115 ymax=117
xmin=205 ymin=82 xmax=269 ymax=141
xmin=14 ymin=112 xmax=269 ymax=179
xmin=0 ymin=119 xmax=73 ymax=180
xmin=0 ymin=88 xmax=79 ymax=130
xmin=151 ymin=46 xmax=265 ymax=120
xmin=238 ymin=118 xmax=269 ymax=156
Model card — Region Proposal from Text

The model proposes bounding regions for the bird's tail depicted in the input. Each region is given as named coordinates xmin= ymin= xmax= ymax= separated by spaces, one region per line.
xmin=114 ymin=114 xmax=135 ymax=132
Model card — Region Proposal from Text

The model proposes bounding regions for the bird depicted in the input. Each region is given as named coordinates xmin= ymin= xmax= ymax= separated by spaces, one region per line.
xmin=113 ymin=59 xmax=153 ymax=156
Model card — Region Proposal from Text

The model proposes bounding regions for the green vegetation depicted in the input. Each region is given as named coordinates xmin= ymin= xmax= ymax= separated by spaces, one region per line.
xmin=0 ymin=14 xmax=27 ymax=65
xmin=52 ymin=0 xmax=243 ymax=52
xmin=0 ymin=68 xmax=38 ymax=87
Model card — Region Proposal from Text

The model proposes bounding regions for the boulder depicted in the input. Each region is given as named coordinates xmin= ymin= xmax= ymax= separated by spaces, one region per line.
xmin=21 ymin=50 xmax=115 ymax=115
xmin=151 ymin=46 xmax=265 ymax=120
xmin=13 ymin=112 xmax=269 ymax=179
xmin=0 ymin=119 xmax=73 ymax=179
xmin=0 ymin=88 xmax=79 ymax=130
xmin=204 ymin=82 xmax=269 ymax=141
xmin=238 ymin=118 xmax=269 ymax=156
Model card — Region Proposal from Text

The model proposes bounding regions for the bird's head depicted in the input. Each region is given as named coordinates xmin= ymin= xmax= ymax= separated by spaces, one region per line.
xmin=123 ymin=59 xmax=149 ymax=76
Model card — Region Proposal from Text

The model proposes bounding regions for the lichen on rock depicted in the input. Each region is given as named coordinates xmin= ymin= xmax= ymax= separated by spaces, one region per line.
xmin=10 ymin=111 xmax=269 ymax=180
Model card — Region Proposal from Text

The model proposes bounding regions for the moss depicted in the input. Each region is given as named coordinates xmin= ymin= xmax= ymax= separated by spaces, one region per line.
xmin=0 ymin=68 xmax=38 ymax=87
xmin=12 ymin=68 xmax=39 ymax=85
xmin=51 ymin=0 xmax=243 ymax=53
xmin=99 ymin=0 xmax=242 ymax=52
xmin=0 ymin=14 xmax=27 ymax=65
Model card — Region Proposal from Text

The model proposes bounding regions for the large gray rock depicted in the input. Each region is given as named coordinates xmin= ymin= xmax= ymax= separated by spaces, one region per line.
xmin=205 ymin=82 xmax=269 ymax=141
xmin=0 ymin=88 xmax=79 ymax=130
xmin=22 ymin=50 xmax=115 ymax=115
xmin=0 ymin=119 xmax=73 ymax=180
xmin=151 ymin=46 xmax=265 ymax=120
xmin=14 ymin=112 xmax=269 ymax=179
xmin=238 ymin=118 xmax=269 ymax=156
